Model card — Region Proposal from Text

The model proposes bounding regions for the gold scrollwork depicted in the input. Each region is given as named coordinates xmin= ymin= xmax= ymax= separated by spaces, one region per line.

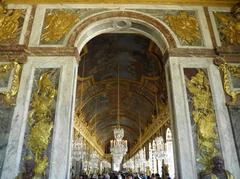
xmin=187 ymin=69 xmax=220 ymax=171
xmin=0 ymin=62 xmax=21 ymax=106
xmin=26 ymin=72 xmax=57 ymax=177
xmin=0 ymin=3 xmax=24 ymax=43
xmin=40 ymin=10 xmax=80 ymax=43
xmin=164 ymin=11 xmax=201 ymax=45
xmin=214 ymin=57 xmax=240 ymax=105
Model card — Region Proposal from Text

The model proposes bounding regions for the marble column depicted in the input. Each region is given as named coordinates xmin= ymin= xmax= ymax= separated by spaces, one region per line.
xmin=166 ymin=57 xmax=240 ymax=179
xmin=1 ymin=56 xmax=78 ymax=179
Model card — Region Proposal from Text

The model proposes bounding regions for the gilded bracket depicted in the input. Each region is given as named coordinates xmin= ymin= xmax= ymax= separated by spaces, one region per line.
xmin=214 ymin=56 xmax=240 ymax=105
xmin=0 ymin=62 xmax=21 ymax=106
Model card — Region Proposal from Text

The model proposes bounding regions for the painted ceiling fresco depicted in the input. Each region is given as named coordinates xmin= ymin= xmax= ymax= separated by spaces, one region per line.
xmin=78 ymin=34 xmax=160 ymax=81
xmin=76 ymin=34 xmax=166 ymax=150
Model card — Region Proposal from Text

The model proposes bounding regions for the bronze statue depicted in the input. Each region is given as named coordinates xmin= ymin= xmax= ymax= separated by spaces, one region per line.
xmin=201 ymin=156 xmax=234 ymax=179
xmin=16 ymin=158 xmax=36 ymax=179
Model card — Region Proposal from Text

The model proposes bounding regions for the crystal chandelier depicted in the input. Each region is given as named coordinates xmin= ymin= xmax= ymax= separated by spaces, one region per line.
xmin=72 ymin=135 xmax=84 ymax=161
xmin=153 ymin=136 xmax=166 ymax=160
xmin=110 ymin=64 xmax=128 ymax=171
xmin=110 ymin=128 xmax=128 ymax=156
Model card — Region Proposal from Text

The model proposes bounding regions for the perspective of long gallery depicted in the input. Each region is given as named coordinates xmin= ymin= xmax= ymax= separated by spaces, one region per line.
xmin=0 ymin=0 xmax=239 ymax=179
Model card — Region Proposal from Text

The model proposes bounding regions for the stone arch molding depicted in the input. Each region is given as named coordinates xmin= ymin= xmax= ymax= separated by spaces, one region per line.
xmin=67 ymin=10 xmax=178 ymax=56
xmin=29 ymin=9 xmax=178 ymax=54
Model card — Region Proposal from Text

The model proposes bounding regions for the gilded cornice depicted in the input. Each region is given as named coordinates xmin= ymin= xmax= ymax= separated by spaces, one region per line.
xmin=4 ymin=0 xmax=238 ymax=6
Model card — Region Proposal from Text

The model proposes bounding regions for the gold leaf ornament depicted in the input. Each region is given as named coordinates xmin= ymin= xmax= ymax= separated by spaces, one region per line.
xmin=0 ymin=62 xmax=21 ymax=106
xmin=165 ymin=11 xmax=201 ymax=45
xmin=0 ymin=6 xmax=24 ymax=43
xmin=26 ymin=72 xmax=57 ymax=177
xmin=41 ymin=10 xmax=80 ymax=43
xmin=187 ymin=69 xmax=220 ymax=171
xmin=214 ymin=57 xmax=240 ymax=105
xmin=214 ymin=12 xmax=240 ymax=45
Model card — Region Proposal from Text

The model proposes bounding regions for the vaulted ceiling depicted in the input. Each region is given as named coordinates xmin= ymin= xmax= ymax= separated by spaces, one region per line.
xmin=75 ymin=33 xmax=167 ymax=153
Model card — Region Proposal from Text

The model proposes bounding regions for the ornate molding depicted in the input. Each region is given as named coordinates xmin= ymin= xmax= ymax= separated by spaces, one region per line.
xmin=0 ymin=62 xmax=21 ymax=106
xmin=214 ymin=56 xmax=240 ymax=105
xmin=4 ymin=0 xmax=237 ymax=6
xmin=186 ymin=69 xmax=220 ymax=172
xmin=164 ymin=11 xmax=201 ymax=45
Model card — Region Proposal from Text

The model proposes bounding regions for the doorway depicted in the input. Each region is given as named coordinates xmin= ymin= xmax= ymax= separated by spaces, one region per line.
xmin=71 ymin=33 xmax=175 ymax=178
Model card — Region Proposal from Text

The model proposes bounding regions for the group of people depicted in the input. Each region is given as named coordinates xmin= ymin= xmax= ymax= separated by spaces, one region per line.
xmin=71 ymin=156 xmax=235 ymax=179
xmin=71 ymin=172 xmax=171 ymax=179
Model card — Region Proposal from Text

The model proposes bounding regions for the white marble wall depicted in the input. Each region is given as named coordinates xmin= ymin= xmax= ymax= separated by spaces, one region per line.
xmin=1 ymin=56 xmax=78 ymax=179
xmin=166 ymin=57 xmax=240 ymax=179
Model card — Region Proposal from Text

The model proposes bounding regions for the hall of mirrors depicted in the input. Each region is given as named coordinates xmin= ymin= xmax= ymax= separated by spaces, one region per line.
xmin=0 ymin=0 xmax=240 ymax=179
xmin=71 ymin=33 xmax=175 ymax=178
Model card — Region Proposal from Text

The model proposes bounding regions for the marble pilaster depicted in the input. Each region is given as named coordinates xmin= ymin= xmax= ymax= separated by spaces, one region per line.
xmin=1 ymin=56 xmax=78 ymax=179
xmin=166 ymin=57 xmax=240 ymax=179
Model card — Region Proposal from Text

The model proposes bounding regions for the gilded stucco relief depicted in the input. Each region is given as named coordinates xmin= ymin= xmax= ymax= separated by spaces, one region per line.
xmin=40 ymin=9 xmax=81 ymax=44
xmin=213 ymin=3 xmax=240 ymax=46
xmin=214 ymin=12 xmax=240 ymax=46
xmin=185 ymin=69 xmax=221 ymax=174
xmin=164 ymin=11 xmax=202 ymax=46
xmin=214 ymin=57 xmax=240 ymax=105
xmin=0 ymin=6 xmax=26 ymax=44
xmin=40 ymin=8 xmax=108 ymax=44
xmin=0 ymin=62 xmax=22 ymax=106
xmin=129 ymin=9 xmax=203 ymax=46
xmin=0 ymin=62 xmax=21 ymax=175
xmin=19 ymin=69 xmax=59 ymax=178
